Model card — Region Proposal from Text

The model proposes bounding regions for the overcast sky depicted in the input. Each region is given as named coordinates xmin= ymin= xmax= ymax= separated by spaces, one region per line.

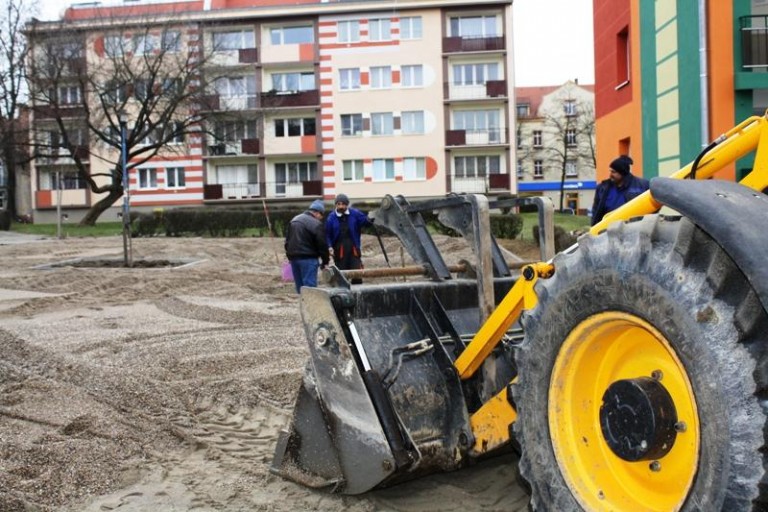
xmin=35 ymin=0 xmax=596 ymax=87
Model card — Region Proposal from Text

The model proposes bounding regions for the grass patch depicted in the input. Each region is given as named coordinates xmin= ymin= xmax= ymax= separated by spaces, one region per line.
xmin=518 ymin=212 xmax=591 ymax=241
xmin=11 ymin=222 xmax=124 ymax=237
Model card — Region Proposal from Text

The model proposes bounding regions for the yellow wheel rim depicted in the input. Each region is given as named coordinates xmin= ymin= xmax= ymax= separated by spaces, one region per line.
xmin=548 ymin=312 xmax=699 ymax=512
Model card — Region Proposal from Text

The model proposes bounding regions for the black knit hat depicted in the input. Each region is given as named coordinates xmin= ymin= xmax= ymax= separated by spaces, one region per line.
xmin=334 ymin=193 xmax=349 ymax=205
xmin=610 ymin=155 xmax=633 ymax=176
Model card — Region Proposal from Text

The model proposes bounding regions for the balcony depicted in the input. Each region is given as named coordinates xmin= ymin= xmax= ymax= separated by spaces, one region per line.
xmin=450 ymin=174 xmax=510 ymax=194
xmin=35 ymin=187 xmax=89 ymax=209
xmin=443 ymin=35 xmax=505 ymax=53
xmin=198 ymin=95 xmax=259 ymax=112
xmin=37 ymin=146 xmax=90 ymax=165
xmin=445 ymin=79 xmax=507 ymax=100
xmin=207 ymin=139 xmax=260 ymax=156
xmin=34 ymin=104 xmax=86 ymax=120
xmin=741 ymin=16 xmax=768 ymax=69
xmin=203 ymin=179 xmax=322 ymax=200
xmin=446 ymin=128 xmax=505 ymax=146
xmin=209 ymin=47 xmax=259 ymax=67
xmin=260 ymin=89 xmax=319 ymax=109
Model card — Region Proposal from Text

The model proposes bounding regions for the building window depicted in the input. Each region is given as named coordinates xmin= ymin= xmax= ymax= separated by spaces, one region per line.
xmin=517 ymin=159 xmax=523 ymax=179
xmin=565 ymin=160 xmax=577 ymax=177
xmin=338 ymin=20 xmax=360 ymax=43
xmin=452 ymin=62 xmax=499 ymax=86
xmin=368 ymin=18 xmax=391 ymax=41
xmin=57 ymin=85 xmax=81 ymax=105
xmin=50 ymin=41 xmax=84 ymax=59
xmin=401 ymin=65 xmax=423 ymax=87
xmin=453 ymin=109 xmax=501 ymax=142
xmin=533 ymin=130 xmax=542 ymax=148
xmin=617 ymin=26 xmax=630 ymax=86
xmin=138 ymin=168 xmax=158 ymax=189
xmin=400 ymin=16 xmax=423 ymax=39
xmin=161 ymin=31 xmax=181 ymax=52
xmin=104 ymin=35 xmax=126 ymax=57
xmin=401 ymin=111 xmax=425 ymax=134
xmin=342 ymin=159 xmax=365 ymax=182
xmin=214 ymin=120 xmax=257 ymax=142
xmin=216 ymin=164 xmax=258 ymax=186
xmin=274 ymin=161 xmax=317 ymax=195
xmin=371 ymin=112 xmax=394 ymax=135
xmin=454 ymin=155 xmax=500 ymax=177
xmin=270 ymin=25 xmax=314 ymax=45
xmin=166 ymin=167 xmax=185 ymax=188
xmin=275 ymin=117 xmax=316 ymax=137
xmin=341 ymin=114 xmax=363 ymax=136
xmin=449 ymin=15 xmax=498 ymax=38
xmin=516 ymin=103 xmax=530 ymax=118
xmin=533 ymin=160 xmax=543 ymax=179
xmin=271 ymin=72 xmax=315 ymax=93
xmin=372 ymin=158 xmax=395 ymax=181
xmin=40 ymin=170 xmax=86 ymax=190
xmin=566 ymin=129 xmax=577 ymax=147
xmin=564 ymin=100 xmax=577 ymax=116
xmin=132 ymin=34 xmax=157 ymax=55
xmin=370 ymin=66 xmax=392 ymax=89
xmin=213 ymin=30 xmax=255 ymax=51
xmin=164 ymin=122 xmax=185 ymax=144
xmin=403 ymin=157 xmax=426 ymax=180
xmin=339 ymin=68 xmax=361 ymax=90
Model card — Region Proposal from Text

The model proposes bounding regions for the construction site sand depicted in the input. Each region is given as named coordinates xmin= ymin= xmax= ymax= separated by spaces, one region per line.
xmin=0 ymin=234 xmax=532 ymax=511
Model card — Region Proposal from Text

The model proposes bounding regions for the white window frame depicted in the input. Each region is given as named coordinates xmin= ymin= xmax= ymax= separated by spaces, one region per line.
xmin=565 ymin=160 xmax=577 ymax=177
xmin=104 ymin=34 xmax=126 ymax=57
xmin=161 ymin=30 xmax=181 ymax=52
xmin=453 ymin=155 xmax=500 ymax=178
xmin=400 ymin=16 xmax=423 ymax=40
xmin=533 ymin=160 xmax=543 ymax=178
xmin=517 ymin=159 xmax=524 ymax=178
xmin=212 ymin=30 xmax=255 ymax=51
xmin=372 ymin=158 xmax=395 ymax=181
xmin=401 ymin=111 xmax=425 ymax=134
xmin=566 ymin=128 xmax=577 ymax=147
xmin=165 ymin=167 xmax=185 ymax=189
xmin=275 ymin=117 xmax=316 ymax=137
xmin=370 ymin=66 xmax=392 ymax=89
xmin=339 ymin=68 xmax=361 ymax=90
xmin=403 ymin=157 xmax=426 ymax=180
xmin=368 ymin=18 xmax=392 ymax=41
xmin=401 ymin=65 xmax=424 ymax=87
xmin=564 ymin=100 xmax=577 ymax=116
xmin=533 ymin=130 xmax=543 ymax=148
xmin=133 ymin=33 xmax=158 ymax=55
xmin=337 ymin=20 xmax=360 ymax=43
xmin=452 ymin=62 xmax=500 ymax=86
xmin=342 ymin=159 xmax=365 ymax=182
xmin=341 ymin=114 xmax=363 ymax=136
xmin=271 ymin=72 xmax=315 ymax=93
xmin=371 ymin=112 xmax=394 ymax=135
xmin=449 ymin=15 xmax=499 ymax=38
xmin=58 ymin=85 xmax=81 ymax=105
xmin=270 ymin=25 xmax=314 ymax=45
xmin=138 ymin=168 xmax=158 ymax=189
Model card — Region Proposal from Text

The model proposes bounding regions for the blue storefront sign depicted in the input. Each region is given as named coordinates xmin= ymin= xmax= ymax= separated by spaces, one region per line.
xmin=517 ymin=180 xmax=597 ymax=192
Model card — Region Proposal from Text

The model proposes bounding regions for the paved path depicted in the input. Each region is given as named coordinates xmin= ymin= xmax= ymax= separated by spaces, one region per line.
xmin=0 ymin=231 xmax=49 ymax=245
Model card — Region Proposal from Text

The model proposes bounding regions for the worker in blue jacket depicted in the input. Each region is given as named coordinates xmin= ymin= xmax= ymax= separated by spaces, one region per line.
xmin=591 ymin=155 xmax=649 ymax=226
xmin=325 ymin=193 xmax=371 ymax=284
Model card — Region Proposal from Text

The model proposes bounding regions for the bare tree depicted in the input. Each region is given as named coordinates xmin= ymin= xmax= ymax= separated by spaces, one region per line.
xmin=0 ymin=0 xmax=34 ymax=224
xmin=26 ymin=14 xmax=234 ymax=225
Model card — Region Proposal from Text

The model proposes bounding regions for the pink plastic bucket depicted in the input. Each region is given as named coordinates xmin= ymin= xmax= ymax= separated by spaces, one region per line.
xmin=281 ymin=261 xmax=294 ymax=282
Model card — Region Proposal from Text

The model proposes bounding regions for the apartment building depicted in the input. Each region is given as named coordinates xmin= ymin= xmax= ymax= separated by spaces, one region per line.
xmin=515 ymin=81 xmax=596 ymax=214
xmin=26 ymin=0 xmax=516 ymax=223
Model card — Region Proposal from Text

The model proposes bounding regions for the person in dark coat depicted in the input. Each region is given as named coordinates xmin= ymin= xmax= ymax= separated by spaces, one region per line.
xmin=325 ymin=194 xmax=371 ymax=284
xmin=285 ymin=199 xmax=329 ymax=294
xmin=591 ymin=155 xmax=650 ymax=226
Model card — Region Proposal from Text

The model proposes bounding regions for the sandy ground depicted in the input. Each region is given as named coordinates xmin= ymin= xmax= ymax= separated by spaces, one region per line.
xmin=0 ymin=232 xmax=533 ymax=512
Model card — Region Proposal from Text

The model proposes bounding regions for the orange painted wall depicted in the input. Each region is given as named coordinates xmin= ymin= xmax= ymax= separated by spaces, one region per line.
xmin=594 ymin=0 xmax=643 ymax=182
xmin=708 ymin=0 xmax=736 ymax=180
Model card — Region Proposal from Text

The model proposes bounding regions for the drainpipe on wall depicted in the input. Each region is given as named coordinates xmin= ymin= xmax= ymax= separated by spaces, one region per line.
xmin=699 ymin=0 xmax=710 ymax=146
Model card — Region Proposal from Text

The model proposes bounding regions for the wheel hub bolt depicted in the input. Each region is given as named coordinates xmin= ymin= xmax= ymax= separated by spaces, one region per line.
xmin=651 ymin=370 xmax=663 ymax=380
xmin=649 ymin=460 xmax=661 ymax=472
xmin=675 ymin=421 xmax=687 ymax=432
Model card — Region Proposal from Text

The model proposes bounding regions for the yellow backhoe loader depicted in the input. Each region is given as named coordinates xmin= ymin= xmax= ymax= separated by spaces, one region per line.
xmin=272 ymin=113 xmax=768 ymax=511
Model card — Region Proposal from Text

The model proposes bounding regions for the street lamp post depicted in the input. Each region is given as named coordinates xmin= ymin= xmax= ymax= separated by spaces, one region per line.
xmin=119 ymin=111 xmax=133 ymax=267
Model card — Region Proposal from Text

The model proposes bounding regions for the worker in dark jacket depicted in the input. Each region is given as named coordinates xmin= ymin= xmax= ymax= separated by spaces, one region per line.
xmin=325 ymin=194 xmax=371 ymax=284
xmin=591 ymin=155 xmax=650 ymax=226
xmin=285 ymin=199 xmax=329 ymax=294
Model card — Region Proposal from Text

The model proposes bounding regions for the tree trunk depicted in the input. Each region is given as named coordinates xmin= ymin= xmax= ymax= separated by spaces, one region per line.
xmin=79 ymin=188 xmax=123 ymax=226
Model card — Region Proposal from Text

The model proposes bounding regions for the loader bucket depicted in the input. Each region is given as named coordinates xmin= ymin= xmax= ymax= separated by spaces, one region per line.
xmin=271 ymin=277 xmax=518 ymax=494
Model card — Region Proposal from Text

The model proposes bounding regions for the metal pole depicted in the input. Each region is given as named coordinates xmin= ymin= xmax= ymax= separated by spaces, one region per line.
xmin=56 ymin=167 xmax=62 ymax=239
xmin=120 ymin=117 xmax=132 ymax=267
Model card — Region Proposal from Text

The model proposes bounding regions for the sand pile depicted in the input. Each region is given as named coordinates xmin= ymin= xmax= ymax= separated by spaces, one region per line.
xmin=0 ymin=234 xmax=529 ymax=511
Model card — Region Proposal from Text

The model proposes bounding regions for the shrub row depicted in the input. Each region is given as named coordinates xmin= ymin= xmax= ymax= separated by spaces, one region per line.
xmin=132 ymin=205 xmax=524 ymax=240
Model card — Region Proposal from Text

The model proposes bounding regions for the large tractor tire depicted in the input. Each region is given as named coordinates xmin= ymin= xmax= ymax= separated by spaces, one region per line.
xmin=513 ymin=215 xmax=768 ymax=511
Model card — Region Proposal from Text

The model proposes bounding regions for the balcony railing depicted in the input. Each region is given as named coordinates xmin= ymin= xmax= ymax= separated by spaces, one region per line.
xmin=450 ymin=174 xmax=510 ymax=194
xmin=741 ymin=16 xmax=768 ymax=69
xmin=198 ymin=95 xmax=259 ymax=111
xmin=445 ymin=79 xmax=507 ymax=100
xmin=446 ymin=128 xmax=505 ymax=146
xmin=261 ymin=89 xmax=319 ymax=109
xmin=443 ymin=35 xmax=505 ymax=53
xmin=34 ymin=104 xmax=86 ymax=120
xmin=203 ymin=179 xmax=322 ymax=200
xmin=207 ymin=138 xmax=260 ymax=156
